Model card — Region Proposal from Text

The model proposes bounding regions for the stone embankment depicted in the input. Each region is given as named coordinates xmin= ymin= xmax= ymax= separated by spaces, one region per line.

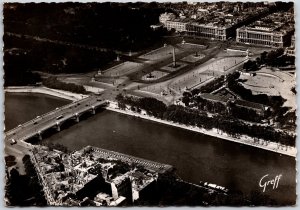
xmin=5 ymin=86 xmax=88 ymax=101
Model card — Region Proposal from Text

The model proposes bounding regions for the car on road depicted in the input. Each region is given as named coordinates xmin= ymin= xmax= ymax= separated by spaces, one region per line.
xmin=33 ymin=121 xmax=38 ymax=125
xmin=10 ymin=139 xmax=17 ymax=145
xmin=56 ymin=115 xmax=64 ymax=120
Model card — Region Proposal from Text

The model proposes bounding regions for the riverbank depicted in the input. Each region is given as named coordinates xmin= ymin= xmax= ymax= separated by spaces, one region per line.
xmin=4 ymin=86 xmax=88 ymax=101
xmin=5 ymin=88 xmax=296 ymax=157
xmin=107 ymin=102 xmax=296 ymax=158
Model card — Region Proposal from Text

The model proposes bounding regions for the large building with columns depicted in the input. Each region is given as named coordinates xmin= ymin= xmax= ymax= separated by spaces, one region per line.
xmin=236 ymin=26 xmax=293 ymax=48
xmin=164 ymin=19 xmax=188 ymax=32
xmin=236 ymin=11 xmax=294 ymax=47
xmin=186 ymin=23 xmax=229 ymax=40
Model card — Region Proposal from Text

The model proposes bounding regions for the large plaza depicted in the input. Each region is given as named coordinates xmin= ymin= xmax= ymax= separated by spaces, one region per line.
xmin=139 ymin=55 xmax=248 ymax=96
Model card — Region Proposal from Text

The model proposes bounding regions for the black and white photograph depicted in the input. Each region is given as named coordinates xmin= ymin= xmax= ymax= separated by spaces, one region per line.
xmin=3 ymin=0 xmax=296 ymax=206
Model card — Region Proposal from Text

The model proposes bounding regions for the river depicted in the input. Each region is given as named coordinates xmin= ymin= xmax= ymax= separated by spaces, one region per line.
xmin=4 ymin=92 xmax=296 ymax=205
xmin=4 ymin=92 xmax=70 ymax=131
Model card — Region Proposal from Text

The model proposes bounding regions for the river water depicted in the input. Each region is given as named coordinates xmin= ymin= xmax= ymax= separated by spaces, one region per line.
xmin=4 ymin=92 xmax=296 ymax=205
xmin=4 ymin=92 xmax=70 ymax=131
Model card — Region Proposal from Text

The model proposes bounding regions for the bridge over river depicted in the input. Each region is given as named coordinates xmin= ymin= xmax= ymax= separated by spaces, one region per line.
xmin=5 ymin=96 xmax=108 ymax=144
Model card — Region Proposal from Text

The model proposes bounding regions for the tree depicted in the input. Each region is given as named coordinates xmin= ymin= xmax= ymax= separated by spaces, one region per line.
xmin=243 ymin=60 xmax=258 ymax=71
xmin=43 ymin=76 xmax=87 ymax=94
xmin=118 ymin=101 xmax=126 ymax=110
xmin=116 ymin=93 xmax=124 ymax=102
xmin=260 ymin=51 xmax=267 ymax=64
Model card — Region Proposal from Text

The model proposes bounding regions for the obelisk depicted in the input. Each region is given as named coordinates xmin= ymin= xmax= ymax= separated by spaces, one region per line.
xmin=173 ymin=47 xmax=176 ymax=67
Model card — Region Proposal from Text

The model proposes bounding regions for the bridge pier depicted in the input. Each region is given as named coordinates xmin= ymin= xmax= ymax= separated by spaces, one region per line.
xmin=74 ymin=113 xmax=80 ymax=123
xmin=55 ymin=122 xmax=61 ymax=132
xmin=91 ymin=107 xmax=96 ymax=115
xmin=38 ymin=131 xmax=43 ymax=141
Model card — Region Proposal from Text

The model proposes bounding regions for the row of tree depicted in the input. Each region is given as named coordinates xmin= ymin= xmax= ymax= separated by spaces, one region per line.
xmin=5 ymin=155 xmax=47 ymax=206
xmin=4 ymin=50 xmax=41 ymax=86
xmin=4 ymin=35 xmax=117 ymax=73
xmin=116 ymin=95 xmax=295 ymax=147
xmin=43 ymin=76 xmax=87 ymax=94
xmin=4 ymin=2 xmax=166 ymax=51
xmin=243 ymin=48 xmax=295 ymax=71
xmin=190 ymin=76 xmax=225 ymax=95
xmin=40 ymin=142 xmax=70 ymax=154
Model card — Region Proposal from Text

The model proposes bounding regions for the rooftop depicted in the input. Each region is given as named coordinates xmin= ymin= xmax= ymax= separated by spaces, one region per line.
xmin=241 ymin=11 xmax=294 ymax=34
xmin=235 ymin=99 xmax=265 ymax=111
xmin=31 ymin=145 xmax=173 ymax=206
xmin=200 ymin=93 xmax=229 ymax=104
xmin=161 ymin=2 xmax=272 ymax=29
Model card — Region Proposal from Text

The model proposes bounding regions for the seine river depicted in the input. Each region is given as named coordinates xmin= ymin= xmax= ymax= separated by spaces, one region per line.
xmin=5 ymin=92 xmax=296 ymax=205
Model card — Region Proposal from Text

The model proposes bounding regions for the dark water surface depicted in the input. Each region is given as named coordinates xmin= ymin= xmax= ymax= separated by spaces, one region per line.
xmin=5 ymin=92 xmax=296 ymax=205
xmin=4 ymin=92 xmax=70 ymax=131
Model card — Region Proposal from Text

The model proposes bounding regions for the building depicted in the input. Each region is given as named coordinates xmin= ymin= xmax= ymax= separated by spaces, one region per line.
xmin=200 ymin=92 xmax=267 ymax=116
xmin=186 ymin=23 xmax=229 ymax=40
xmin=159 ymin=13 xmax=187 ymax=32
xmin=111 ymin=175 xmax=132 ymax=201
xmin=165 ymin=19 xmax=188 ymax=32
xmin=200 ymin=93 xmax=229 ymax=105
xmin=285 ymin=34 xmax=295 ymax=56
xmin=291 ymin=34 xmax=295 ymax=47
xmin=159 ymin=12 xmax=176 ymax=25
xmin=236 ymin=12 xmax=294 ymax=47
xmin=236 ymin=26 xmax=293 ymax=47
xmin=30 ymin=145 xmax=173 ymax=206
xmin=234 ymin=99 xmax=268 ymax=116
xmin=130 ymin=171 xmax=157 ymax=202
xmin=183 ymin=2 xmax=271 ymax=40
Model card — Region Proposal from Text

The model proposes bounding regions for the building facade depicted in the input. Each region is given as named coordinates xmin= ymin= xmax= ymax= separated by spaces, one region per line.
xmin=186 ymin=23 xmax=229 ymax=40
xmin=285 ymin=34 xmax=295 ymax=56
xmin=236 ymin=26 xmax=292 ymax=47
xmin=165 ymin=20 xmax=188 ymax=32
xmin=291 ymin=34 xmax=295 ymax=47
